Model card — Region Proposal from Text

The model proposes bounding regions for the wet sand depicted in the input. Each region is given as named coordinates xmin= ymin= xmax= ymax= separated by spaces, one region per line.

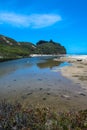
xmin=0 ymin=71 xmax=87 ymax=112
xmin=54 ymin=55 xmax=87 ymax=90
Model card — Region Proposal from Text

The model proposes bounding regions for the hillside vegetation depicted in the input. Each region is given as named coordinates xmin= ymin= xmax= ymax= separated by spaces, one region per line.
xmin=0 ymin=35 xmax=66 ymax=61
xmin=35 ymin=40 xmax=66 ymax=54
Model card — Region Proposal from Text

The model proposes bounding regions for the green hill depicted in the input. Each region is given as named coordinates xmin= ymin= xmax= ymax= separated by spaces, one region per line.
xmin=0 ymin=35 xmax=66 ymax=61
xmin=0 ymin=35 xmax=36 ymax=61
xmin=35 ymin=40 xmax=66 ymax=54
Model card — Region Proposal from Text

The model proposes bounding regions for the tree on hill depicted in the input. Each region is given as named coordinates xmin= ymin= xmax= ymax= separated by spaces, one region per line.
xmin=36 ymin=40 xmax=48 ymax=45
xmin=35 ymin=40 xmax=66 ymax=54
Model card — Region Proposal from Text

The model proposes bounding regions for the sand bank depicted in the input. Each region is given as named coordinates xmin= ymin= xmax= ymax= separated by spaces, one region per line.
xmin=30 ymin=54 xmax=55 ymax=57
xmin=54 ymin=55 xmax=87 ymax=91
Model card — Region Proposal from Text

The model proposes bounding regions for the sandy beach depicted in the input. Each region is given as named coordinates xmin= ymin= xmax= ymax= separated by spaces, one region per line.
xmin=54 ymin=55 xmax=87 ymax=91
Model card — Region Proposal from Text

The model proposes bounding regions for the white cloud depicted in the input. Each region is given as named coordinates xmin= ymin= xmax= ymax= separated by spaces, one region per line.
xmin=0 ymin=12 xmax=29 ymax=27
xmin=0 ymin=12 xmax=62 ymax=28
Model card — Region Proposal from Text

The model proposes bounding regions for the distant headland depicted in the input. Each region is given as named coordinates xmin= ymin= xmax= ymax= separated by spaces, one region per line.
xmin=0 ymin=34 xmax=66 ymax=61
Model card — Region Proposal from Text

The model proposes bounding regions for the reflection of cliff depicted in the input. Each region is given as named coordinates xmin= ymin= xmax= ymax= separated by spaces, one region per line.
xmin=37 ymin=59 xmax=62 ymax=69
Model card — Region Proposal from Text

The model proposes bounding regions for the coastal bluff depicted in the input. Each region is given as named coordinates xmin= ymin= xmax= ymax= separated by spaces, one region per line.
xmin=0 ymin=34 xmax=66 ymax=61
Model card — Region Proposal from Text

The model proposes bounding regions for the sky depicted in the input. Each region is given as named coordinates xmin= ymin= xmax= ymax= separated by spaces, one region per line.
xmin=0 ymin=0 xmax=87 ymax=54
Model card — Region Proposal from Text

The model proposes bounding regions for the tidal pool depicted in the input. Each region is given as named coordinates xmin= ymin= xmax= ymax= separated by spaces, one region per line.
xmin=0 ymin=57 xmax=87 ymax=111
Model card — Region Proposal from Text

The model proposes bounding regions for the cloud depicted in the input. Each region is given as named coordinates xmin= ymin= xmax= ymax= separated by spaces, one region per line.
xmin=0 ymin=12 xmax=62 ymax=28
xmin=0 ymin=12 xmax=29 ymax=27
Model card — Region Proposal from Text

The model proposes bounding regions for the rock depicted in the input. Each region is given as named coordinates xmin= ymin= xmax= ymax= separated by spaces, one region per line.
xmin=79 ymin=92 xmax=86 ymax=96
xmin=42 ymin=98 xmax=46 ymax=100
xmin=77 ymin=59 xmax=82 ymax=62
xmin=27 ymin=92 xmax=32 ymax=95
xmin=45 ymin=119 xmax=57 ymax=130
xmin=61 ymin=95 xmax=70 ymax=98
xmin=39 ymin=88 xmax=43 ymax=90
xmin=14 ymin=79 xmax=16 ymax=81
xmin=47 ymin=93 xmax=50 ymax=95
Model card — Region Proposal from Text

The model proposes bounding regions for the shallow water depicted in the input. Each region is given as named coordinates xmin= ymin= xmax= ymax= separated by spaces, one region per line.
xmin=0 ymin=57 xmax=72 ymax=93
xmin=0 ymin=57 xmax=87 ymax=111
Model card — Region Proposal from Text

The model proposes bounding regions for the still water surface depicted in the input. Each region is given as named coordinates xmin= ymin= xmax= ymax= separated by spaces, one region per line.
xmin=0 ymin=57 xmax=87 ymax=111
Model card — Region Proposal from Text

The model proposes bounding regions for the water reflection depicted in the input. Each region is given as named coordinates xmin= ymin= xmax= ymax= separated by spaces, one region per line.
xmin=0 ymin=57 xmax=62 ymax=77
xmin=37 ymin=59 xmax=62 ymax=69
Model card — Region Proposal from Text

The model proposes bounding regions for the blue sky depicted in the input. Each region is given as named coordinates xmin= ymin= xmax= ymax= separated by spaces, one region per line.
xmin=0 ymin=0 xmax=87 ymax=54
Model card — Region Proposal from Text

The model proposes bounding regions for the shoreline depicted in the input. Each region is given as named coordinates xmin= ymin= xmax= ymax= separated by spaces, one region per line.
xmin=0 ymin=56 xmax=31 ymax=62
xmin=30 ymin=54 xmax=66 ymax=57
xmin=54 ymin=55 xmax=87 ymax=91
xmin=0 ymin=54 xmax=64 ymax=62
